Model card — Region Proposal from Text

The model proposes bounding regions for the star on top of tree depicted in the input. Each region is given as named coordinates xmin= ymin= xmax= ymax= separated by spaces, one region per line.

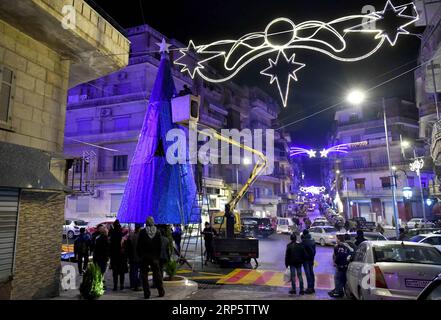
xmin=157 ymin=38 xmax=172 ymax=54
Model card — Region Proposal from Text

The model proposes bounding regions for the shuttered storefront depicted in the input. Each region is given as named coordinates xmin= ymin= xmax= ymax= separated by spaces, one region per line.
xmin=0 ymin=188 xmax=19 ymax=281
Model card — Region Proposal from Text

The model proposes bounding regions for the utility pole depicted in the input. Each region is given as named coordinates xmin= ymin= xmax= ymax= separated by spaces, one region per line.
xmin=383 ymin=98 xmax=400 ymax=238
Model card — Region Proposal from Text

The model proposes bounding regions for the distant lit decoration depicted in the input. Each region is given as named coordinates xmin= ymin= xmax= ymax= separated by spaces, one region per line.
xmin=409 ymin=158 xmax=424 ymax=176
xmin=300 ymin=186 xmax=326 ymax=195
xmin=403 ymin=187 xmax=413 ymax=200
xmin=174 ymin=1 xmax=418 ymax=107
xmin=290 ymin=142 xmax=364 ymax=158
xmin=290 ymin=147 xmax=317 ymax=158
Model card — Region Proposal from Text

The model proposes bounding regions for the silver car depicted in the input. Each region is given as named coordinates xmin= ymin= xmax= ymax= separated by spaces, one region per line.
xmin=308 ymin=226 xmax=337 ymax=246
xmin=346 ymin=241 xmax=441 ymax=300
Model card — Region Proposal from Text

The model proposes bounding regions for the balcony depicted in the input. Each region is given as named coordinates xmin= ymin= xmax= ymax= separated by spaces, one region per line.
xmin=431 ymin=119 xmax=441 ymax=165
xmin=251 ymin=99 xmax=278 ymax=120
xmin=0 ymin=0 xmax=130 ymax=88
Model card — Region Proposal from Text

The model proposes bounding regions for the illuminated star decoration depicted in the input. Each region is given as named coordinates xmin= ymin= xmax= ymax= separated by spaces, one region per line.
xmin=260 ymin=52 xmax=305 ymax=107
xmin=173 ymin=1 xmax=418 ymax=107
xmin=174 ymin=40 xmax=225 ymax=78
xmin=157 ymin=38 xmax=172 ymax=54
xmin=409 ymin=158 xmax=424 ymax=176
xmin=306 ymin=150 xmax=317 ymax=158
xmin=290 ymin=147 xmax=315 ymax=158
xmin=345 ymin=0 xmax=419 ymax=46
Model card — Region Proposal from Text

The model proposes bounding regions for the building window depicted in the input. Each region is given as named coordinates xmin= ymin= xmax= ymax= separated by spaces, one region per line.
xmin=353 ymin=157 xmax=364 ymax=169
xmin=380 ymin=177 xmax=391 ymax=189
xmin=0 ymin=188 xmax=19 ymax=281
xmin=354 ymin=178 xmax=366 ymax=190
xmin=0 ymin=66 xmax=14 ymax=124
xmin=76 ymin=197 xmax=90 ymax=213
xmin=351 ymin=134 xmax=361 ymax=143
xmin=113 ymin=155 xmax=128 ymax=171
xmin=209 ymin=198 xmax=217 ymax=208
xmin=349 ymin=114 xmax=359 ymax=122
xmin=110 ymin=194 xmax=123 ymax=214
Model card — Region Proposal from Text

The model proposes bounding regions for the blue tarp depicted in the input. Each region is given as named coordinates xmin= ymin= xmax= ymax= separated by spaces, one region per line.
xmin=117 ymin=54 xmax=199 ymax=225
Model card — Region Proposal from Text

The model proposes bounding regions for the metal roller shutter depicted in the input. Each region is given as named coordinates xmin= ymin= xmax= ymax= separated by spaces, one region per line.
xmin=0 ymin=188 xmax=19 ymax=281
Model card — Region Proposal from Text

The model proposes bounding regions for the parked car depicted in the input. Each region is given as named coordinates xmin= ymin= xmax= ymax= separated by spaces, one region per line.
xmin=87 ymin=221 xmax=129 ymax=235
xmin=346 ymin=241 xmax=441 ymax=300
xmin=311 ymin=220 xmax=332 ymax=228
xmin=389 ymin=228 xmax=441 ymax=240
xmin=346 ymin=232 xmax=388 ymax=245
xmin=406 ymin=218 xmax=435 ymax=229
xmin=63 ymin=219 xmax=88 ymax=239
xmin=241 ymin=217 xmax=274 ymax=238
xmin=308 ymin=226 xmax=338 ymax=246
xmin=349 ymin=217 xmax=376 ymax=231
xmin=417 ymin=273 xmax=441 ymax=300
xmin=276 ymin=217 xmax=294 ymax=234
xmin=410 ymin=234 xmax=441 ymax=252
xmin=314 ymin=217 xmax=328 ymax=223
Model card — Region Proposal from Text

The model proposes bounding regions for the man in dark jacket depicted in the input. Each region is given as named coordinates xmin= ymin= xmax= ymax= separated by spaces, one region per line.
xmin=74 ymin=228 xmax=91 ymax=275
xmin=301 ymin=230 xmax=316 ymax=294
xmin=285 ymin=234 xmax=307 ymax=295
xmin=354 ymin=230 xmax=367 ymax=247
xmin=328 ymin=234 xmax=354 ymax=298
xmin=92 ymin=224 xmax=110 ymax=276
xmin=202 ymin=222 xmax=217 ymax=264
xmin=137 ymin=217 xmax=164 ymax=299
xmin=127 ymin=223 xmax=142 ymax=291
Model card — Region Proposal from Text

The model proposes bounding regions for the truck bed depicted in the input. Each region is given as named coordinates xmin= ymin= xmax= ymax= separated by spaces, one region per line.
xmin=213 ymin=238 xmax=259 ymax=260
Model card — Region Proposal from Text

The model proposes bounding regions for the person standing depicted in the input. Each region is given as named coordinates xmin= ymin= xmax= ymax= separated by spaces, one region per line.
xmin=127 ymin=223 xmax=142 ymax=291
xmin=202 ymin=222 xmax=217 ymax=265
xmin=109 ymin=220 xmax=128 ymax=291
xmin=398 ymin=228 xmax=407 ymax=241
xmin=285 ymin=234 xmax=307 ymax=295
xmin=172 ymin=224 xmax=182 ymax=255
xmin=137 ymin=217 xmax=164 ymax=299
xmin=301 ymin=230 xmax=316 ymax=294
xmin=328 ymin=234 xmax=353 ymax=298
xmin=354 ymin=230 xmax=367 ymax=247
xmin=92 ymin=224 xmax=110 ymax=276
xmin=74 ymin=227 xmax=91 ymax=275
xmin=158 ymin=225 xmax=171 ymax=277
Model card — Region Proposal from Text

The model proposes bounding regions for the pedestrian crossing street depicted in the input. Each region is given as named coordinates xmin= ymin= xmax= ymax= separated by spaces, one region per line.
xmin=177 ymin=268 xmax=334 ymax=290
xmin=215 ymin=269 xmax=334 ymax=289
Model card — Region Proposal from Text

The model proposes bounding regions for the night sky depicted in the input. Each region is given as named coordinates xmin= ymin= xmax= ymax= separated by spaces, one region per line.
xmin=93 ymin=0 xmax=423 ymax=184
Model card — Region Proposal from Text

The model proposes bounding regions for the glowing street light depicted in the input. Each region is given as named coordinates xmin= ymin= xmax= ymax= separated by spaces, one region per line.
xmin=346 ymin=89 xmax=366 ymax=105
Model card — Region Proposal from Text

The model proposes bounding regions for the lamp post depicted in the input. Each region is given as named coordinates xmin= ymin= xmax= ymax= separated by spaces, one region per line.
xmin=346 ymin=91 xmax=400 ymax=238
xmin=410 ymin=156 xmax=426 ymax=222
xmin=401 ymin=139 xmax=427 ymax=222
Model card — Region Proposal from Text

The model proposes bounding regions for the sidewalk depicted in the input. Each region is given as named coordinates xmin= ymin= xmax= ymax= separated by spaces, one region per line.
xmin=54 ymin=262 xmax=198 ymax=300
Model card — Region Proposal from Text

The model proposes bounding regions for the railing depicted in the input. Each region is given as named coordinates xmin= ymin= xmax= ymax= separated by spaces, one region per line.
xmin=431 ymin=119 xmax=441 ymax=161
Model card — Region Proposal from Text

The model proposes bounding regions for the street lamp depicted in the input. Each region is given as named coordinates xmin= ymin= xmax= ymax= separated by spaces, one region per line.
xmin=346 ymin=90 xmax=400 ymax=238
xmin=401 ymin=140 xmax=427 ymax=222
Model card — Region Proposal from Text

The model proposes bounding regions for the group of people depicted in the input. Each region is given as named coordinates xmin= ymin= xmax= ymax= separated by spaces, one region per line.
xmin=284 ymin=227 xmax=369 ymax=298
xmin=73 ymin=217 xmax=177 ymax=299
xmin=284 ymin=229 xmax=316 ymax=295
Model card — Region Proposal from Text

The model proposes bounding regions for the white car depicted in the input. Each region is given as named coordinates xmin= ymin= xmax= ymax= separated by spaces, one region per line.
xmin=276 ymin=217 xmax=294 ymax=234
xmin=308 ymin=226 xmax=337 ymax=246
xmin=406 ymin=218 xmax=435 ymax=229
xmin=63 ymin=219 xmax=88 ymax=239
xmin=346 ymin=241 xmax=441 ymax=300
xmin=314 ymin=217 xmax=328 ymax=223
xmin=410 ymin=234 xmax=441 ymax=252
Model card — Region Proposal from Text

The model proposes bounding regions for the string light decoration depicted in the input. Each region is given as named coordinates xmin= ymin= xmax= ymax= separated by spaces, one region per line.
xmin=173 ymin=1 xmax=419 ymax=107
xmin=290 ymin=143 xmax=358 ymax=158
xmin=410 ymin=158 xmax=424 ymax=176
xmin=300 ymin=186 xmax=327 ymax=195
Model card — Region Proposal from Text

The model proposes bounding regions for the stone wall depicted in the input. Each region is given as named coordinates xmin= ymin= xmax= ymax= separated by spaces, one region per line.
xmin=10 ymin=190 xmax=65 ymax=300
xmin=0 ymin=18 xmax=70 ymax=153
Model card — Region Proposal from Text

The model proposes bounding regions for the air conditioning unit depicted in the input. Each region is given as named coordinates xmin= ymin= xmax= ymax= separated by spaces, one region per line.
xmin=171 ymin=94 xmax=200 ymax=125
xmin=100 ymin=108 xmax=112 ymax=117
xmin=91 ymin=190 xmax=100 ymax=198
